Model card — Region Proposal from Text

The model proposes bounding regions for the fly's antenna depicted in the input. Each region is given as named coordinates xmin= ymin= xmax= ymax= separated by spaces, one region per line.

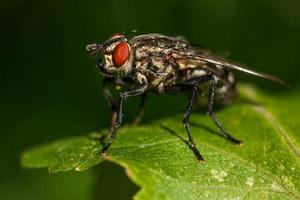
xmin=199 ymin=57 xmax=289 ymax=87
xmin=86 ymin=43 xmax=103 ymax=57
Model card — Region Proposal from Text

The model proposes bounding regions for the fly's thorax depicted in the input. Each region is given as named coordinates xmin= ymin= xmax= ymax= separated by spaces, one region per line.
xmin=130 ymin=55 xmax=178 ymax=93
xmin=130 ymin=34 xmax=190 ymax=50
xmin=128 ymin=34 xmax=189 ymax=92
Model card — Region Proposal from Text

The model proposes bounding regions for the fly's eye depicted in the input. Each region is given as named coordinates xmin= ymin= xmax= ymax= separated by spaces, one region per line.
xmin=112 ymin=42 xmax=130 ymax=67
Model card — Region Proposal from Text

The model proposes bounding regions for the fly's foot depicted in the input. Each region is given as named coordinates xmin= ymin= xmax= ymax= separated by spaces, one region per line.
xmin=228 ymin=137 xmax=243 ymax=147
xmin=101 ymin=147 xmax=108 ymax=157
xmin=100 ymin=141 xmax=112 ymax=156
xmin=235 ymin=140 xmax=244 ymax=147
xmin=189 ymin=142 xmax=204 ymax=162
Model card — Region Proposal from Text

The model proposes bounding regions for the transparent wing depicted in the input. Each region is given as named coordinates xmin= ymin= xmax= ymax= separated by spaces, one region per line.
xmin=196 ymin=54 xmax=288 ymax=87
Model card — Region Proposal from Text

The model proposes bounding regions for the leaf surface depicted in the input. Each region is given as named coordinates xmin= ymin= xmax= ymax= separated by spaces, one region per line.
xmin=21 ymin=84 xmax=300 ymax=199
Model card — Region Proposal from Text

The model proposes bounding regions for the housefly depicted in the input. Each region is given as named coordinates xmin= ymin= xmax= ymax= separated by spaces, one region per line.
xmin=86 ymin=33 xmax=286 ymax=161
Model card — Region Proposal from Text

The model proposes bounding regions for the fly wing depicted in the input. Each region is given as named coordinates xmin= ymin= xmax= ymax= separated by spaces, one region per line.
xmin=194 ymin=53 xmax=288 ymax=87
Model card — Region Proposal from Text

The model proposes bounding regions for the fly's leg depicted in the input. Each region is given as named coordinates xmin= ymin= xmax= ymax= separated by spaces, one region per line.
xmin=207 ymin=75 xmax=243 ymax=146
xmin=132 ymin=92 xmax=147 ymax=126
xmin=101 ymin=85 xmax=148 ymax=155
xmin=167 ymin=74 xmax=242 ymax=161
xmin=168 ymin=84 xmax=204 ymax=161
xmin=182 ymin=85 xmax=204 ymax=161
xmin=104 ymin=77 xmax=147 ymax=126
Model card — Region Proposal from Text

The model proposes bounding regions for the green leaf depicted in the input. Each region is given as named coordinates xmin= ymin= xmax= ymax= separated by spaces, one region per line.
xmin=21 ymin=134 xmax=103 ymax=172
xmin=21 ymin=84 xmax=300 ymax=199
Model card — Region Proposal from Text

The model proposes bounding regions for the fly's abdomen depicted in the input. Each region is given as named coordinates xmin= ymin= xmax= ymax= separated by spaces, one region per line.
xmin=195 ymin=70 xmax=237 ymax=107
xmin=215 ymin=71 xmax=236 ymax=105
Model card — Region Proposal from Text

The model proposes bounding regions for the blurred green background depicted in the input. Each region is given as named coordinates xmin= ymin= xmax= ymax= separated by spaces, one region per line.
xmin=1 ymin=0 xmax=300 ymax=199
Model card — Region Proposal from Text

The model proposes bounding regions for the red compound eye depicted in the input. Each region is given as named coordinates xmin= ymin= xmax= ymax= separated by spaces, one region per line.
xmin=112 ymin=42 xmax=130 ymax=67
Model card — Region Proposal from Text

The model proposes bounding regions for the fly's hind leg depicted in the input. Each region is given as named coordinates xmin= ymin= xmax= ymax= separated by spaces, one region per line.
xmin=207 ymin=74 xmax=243 ymax=146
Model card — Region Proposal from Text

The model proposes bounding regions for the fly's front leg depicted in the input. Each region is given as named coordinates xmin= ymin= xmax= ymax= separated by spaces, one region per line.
xmin=132 ymin=92 xmax=147 ymax=126
xmin=101 ymin=85 xmax=148 ymax=155
xmin=207 ymin=75 xmax=243 ymax=146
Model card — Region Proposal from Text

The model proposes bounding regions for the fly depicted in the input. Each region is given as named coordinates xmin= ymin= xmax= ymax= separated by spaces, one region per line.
xmin=86 ymin=33 xmax=287 ymax=161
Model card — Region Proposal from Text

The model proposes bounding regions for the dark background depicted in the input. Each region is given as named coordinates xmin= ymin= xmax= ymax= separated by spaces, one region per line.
xmin=1 ymin=0 xmax=300 ymax=199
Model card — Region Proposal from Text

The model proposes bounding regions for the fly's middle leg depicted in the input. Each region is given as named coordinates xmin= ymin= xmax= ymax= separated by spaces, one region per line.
xmin=168 ymin=84 xmax=204 ymax=161
xmin=182 ymin=85 xmax=204 ymax=161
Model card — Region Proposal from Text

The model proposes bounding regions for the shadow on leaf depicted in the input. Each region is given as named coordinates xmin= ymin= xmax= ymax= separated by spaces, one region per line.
xmin=93 ymin=161 xmax=139 ymax=200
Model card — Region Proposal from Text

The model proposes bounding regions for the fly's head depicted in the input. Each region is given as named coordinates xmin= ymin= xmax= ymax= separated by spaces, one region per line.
xmin=86 ymin=34 xmax=133 ymax=77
